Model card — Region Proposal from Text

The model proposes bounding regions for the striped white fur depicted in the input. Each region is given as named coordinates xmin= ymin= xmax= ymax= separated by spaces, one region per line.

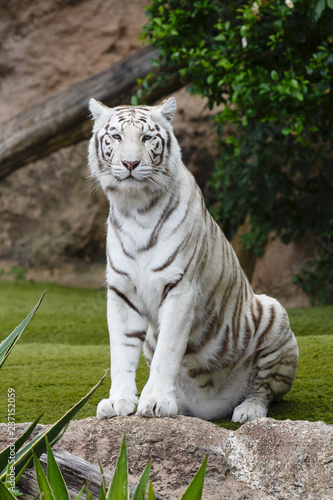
xmin=88 ymin=97 xmax=299 ymax=423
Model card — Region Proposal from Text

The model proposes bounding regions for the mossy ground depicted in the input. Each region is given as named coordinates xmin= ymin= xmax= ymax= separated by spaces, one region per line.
xmin=0 ymin=281 xmax=332 ymax=430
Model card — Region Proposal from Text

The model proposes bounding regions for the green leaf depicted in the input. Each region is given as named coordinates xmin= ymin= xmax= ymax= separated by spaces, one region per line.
xmin=132 ymin=459 xmax=151 ymax=500
xmin=294 ymin=91 xmax=304 ymax=101
xmin=0 ymin=291 xmax=45 ymax=368
xmin=147 ymin=482 xmax=156 ymax=500
xmin=207 ymin=74 xmax=214 ymax=85
xmin=98 ymin=483 xmax=107 ymax=500
xmin=46 ymin=437 xmax=71 ymax=500
xmin=0 ymin=373 xmax=106 ymax=481
xmin=3 ymin=463 xmax=20 ymax=496
xmin=241 ymin=115 xmax=248 ymax=127
xmin=181 ymin=454 xmax=208 ymax=500
xmin=98 ymin=459 xmax=107 ymax=500
xmin=106 ymin=435 xmax=128 ymax=500
xmin=0 ymin=481 xmax=17 ymax=500
xmin=328 ymin=0 xmax=333 ymax=8
xmin=33 ymin=450 xmax=56 ymax=500
xmin=0 ymin=414 xmax=42 ymax=474
xmin=75 ymin=485 xmax=86 ymax=500
xmin=214 ymin=33 xmax=226 ymax=41
xmin=271 ymin=70 xmax=279 ymax=82
xmin=85 ymin=488 xmax=94 ymax=500
xmin=315 ymin=0 xmax=326 ymax=20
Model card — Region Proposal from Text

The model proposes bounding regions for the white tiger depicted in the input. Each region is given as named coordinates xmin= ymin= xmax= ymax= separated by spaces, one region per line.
xmin=88 ymin=96 xmax=299 ymax=423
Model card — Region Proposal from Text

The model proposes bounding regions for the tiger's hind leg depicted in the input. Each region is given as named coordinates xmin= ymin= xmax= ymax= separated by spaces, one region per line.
xmin=232 ymin=297 xmax=299 ymax=424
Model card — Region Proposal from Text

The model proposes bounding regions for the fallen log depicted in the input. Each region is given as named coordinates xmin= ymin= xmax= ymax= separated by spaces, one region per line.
xmin=0 ymin=45 xmax=183 ymax=181
xmin=18 ymin=448 xmax=163 ymax=500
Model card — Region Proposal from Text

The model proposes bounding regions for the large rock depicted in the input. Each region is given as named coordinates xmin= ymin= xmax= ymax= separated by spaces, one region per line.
xmin=1 ymin=416 xmax=332 ymax=499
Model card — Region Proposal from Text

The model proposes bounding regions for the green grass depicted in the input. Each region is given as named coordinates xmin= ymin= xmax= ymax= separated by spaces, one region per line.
xmin=0 ymin=282 xmax=108 ymax=345
xmin=0 ymin=281 xmax=332 ymax=429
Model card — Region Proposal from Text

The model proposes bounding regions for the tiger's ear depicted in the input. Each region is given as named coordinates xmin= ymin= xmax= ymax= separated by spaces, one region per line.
xmin=158 ymin=97 xmax=177 ymax=122
xmin=89 ymin=98 xmax=110 ymax=120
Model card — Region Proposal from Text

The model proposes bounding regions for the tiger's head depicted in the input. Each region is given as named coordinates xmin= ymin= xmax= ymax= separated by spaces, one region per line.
xmin=88 ymin=97 xmax=181 ymax=199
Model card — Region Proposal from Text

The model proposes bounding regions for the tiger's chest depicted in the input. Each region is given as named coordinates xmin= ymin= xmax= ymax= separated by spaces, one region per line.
xmin=106 ymin=205 xmax=189 ymax=324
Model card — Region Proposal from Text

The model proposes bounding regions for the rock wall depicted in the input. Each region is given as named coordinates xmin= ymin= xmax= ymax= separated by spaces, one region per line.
xmin=1 ymin=416 xmax=332 ymax=499
xmin=0 ymin=0 xmax=312 ymax=306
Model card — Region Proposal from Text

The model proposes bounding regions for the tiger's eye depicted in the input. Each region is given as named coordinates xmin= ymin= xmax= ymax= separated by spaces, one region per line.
xmin=142 ymin=135 xmax=152 ymax=142
xmin=112 ymin=134 xmax=121 ymax=140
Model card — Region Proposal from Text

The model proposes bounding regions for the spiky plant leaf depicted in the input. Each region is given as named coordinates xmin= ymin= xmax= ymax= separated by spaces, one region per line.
xmin=180 ymin=454 xmax=208 ymax=500
xmin=98 ymin=459 xmax=107 ymax=500
xmin=85 ymin=486 xmax=93 ymax=500
xmin=32 ymin=450 xmax=56 ymax=500
xmin=75 ymin=484 xmax=86 ymax=500
xmin=0 ymin=291 xmax=45 ymax=368
xmin=132 ymin=459 xmax=151 ymax=500
xmin=3 ymin=462 xmax=21 ymax=496
xmin=46 ymin=437 xmax=71 ymax=500
xmin=0 ymin=414 xmax=42 ymax=474
xmin=106 ymin=435 xmax=128 ymax=500
xmin=98 ymin=485 xmax=106 ymax=500
xmin=147 ymin=481 xmax=156 ymax=500
xmin=0 ymin=481 xmax=17 ymax=500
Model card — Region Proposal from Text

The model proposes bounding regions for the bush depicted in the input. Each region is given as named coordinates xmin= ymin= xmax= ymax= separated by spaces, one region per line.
xmin=140 ymin=0 xmax=333 ymax=303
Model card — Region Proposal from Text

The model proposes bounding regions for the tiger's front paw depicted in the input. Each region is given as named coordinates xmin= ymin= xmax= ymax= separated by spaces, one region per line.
xmin=96 ymin=396 xmax=138 ymax=419
xmin=137 ymin=394 xmax=178 ymax=418
xmin=232 ymin=399 xmax=268 ymax=424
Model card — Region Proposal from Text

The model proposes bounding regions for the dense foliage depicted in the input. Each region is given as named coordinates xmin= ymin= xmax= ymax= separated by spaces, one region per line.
xmin=139 ymin=0 xmax=333 ymax=303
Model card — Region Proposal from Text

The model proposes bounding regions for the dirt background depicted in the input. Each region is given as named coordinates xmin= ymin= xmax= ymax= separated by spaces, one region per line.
xmin=0 ymin=0 xmax=313 ymax=306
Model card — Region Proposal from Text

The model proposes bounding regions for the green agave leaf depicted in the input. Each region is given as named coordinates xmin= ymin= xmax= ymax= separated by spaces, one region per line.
xmin=15 ymin=457 xmax=32 ymax=485
xmin=46 ymin=437 xmax=71 ymax=500
xmin=147 ymin=481 xmax=156 ymax=500
xmin=75 ymin=484 xmax=86 ymax=500
xmin=3 ymin=462 xmax=19 ymax=494
xmin=0 ymin=481 xmax=17 ymax=500
xmin=132 ymin=459 xmax=151 ymax=500
xmin=181 ymin=454 xmax=208 ymax=500
xmin=32 ymin=450 xmax=56 ymax=500
xmin=98 ymin=458 xmax=107 ymax=500
xmin=0 ymin=414 xmax=42 ymax=474
xmin=0 ymin=291 xmax=45 ymax=368
xmin=85 ymin=486 xmax=93 ymax=500
xmin=0 ymin=373 xmax=106 ymax=482
xmin=106 ymin=435 xmax=128 ymax=500
xmin=98 ymin=485 xmax=107 ymax=500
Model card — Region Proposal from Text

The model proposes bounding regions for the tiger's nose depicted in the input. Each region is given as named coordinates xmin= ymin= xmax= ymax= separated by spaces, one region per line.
xmin=122 ymin=160 xmax=140 ymax=171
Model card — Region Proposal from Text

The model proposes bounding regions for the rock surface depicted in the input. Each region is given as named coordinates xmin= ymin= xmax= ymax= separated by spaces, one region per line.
xmin=1 ymin=416 xmax=332 ymax=499
xmin=251 ymin=232 xmax=315 ymax=308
